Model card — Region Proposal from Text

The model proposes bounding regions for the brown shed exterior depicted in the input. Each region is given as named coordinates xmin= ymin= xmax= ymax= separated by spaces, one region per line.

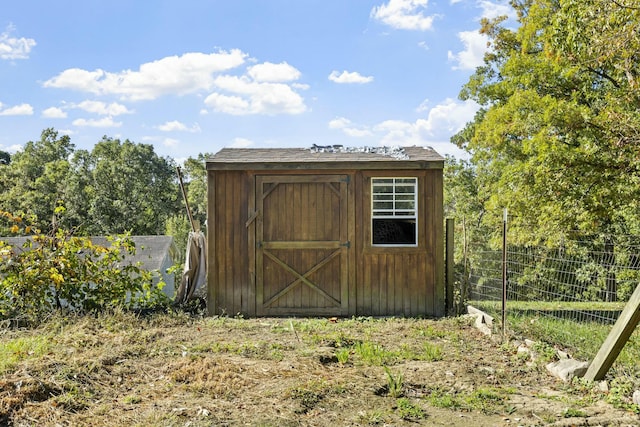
xmin=206 ymin=146 xmax=445 ymax=317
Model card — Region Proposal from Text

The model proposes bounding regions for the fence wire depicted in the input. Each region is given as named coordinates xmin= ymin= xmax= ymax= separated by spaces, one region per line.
xmin=465 ymin=235 xmax=640 ymax=326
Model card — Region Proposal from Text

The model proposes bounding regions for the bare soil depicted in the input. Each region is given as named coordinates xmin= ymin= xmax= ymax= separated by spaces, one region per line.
xmin=0 ymin=312 xmax=638 ymax=426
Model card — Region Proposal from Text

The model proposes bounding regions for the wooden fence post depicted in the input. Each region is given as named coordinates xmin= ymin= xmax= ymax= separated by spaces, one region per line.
xmin=446 ymin=218 xmax=455 ymax=316
xmin=584 ymin=283 xmax=640 ymax=381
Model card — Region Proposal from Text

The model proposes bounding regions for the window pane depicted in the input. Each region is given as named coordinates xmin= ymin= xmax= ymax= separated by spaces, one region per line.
xmin=373 ymin=201 xmax=393 ymax=210
xmin=372 ymin=219 xmax=416 ymax=245
xmin=395 ymin=201 xmax=415 ymax=210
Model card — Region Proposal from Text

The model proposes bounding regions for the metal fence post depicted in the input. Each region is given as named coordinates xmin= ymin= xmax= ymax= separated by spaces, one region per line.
xmin=502 ymin=208 xmax=508 ymax=338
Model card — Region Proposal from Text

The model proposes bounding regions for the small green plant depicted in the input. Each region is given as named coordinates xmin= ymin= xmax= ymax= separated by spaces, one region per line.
xmin=466 ymin=387 xmax=507 ymax=414
xmin=357 ymin=409 xmax=386 ymax=425
xmin=355 ymin=341 xmax=397 ymax=366
xmin=562 ymin=407 xmax=587 ymax=418
xmin=428 ymin=387 xmax=461 ymax=409
xmin=395 ymin=397 xmax=426 ymax=420
xmin=335 ymin=348 xmax=350 ymax=364
xmin=384 ymin=366 xmax=404 ymax=398
xmin=422 ymin=342 xmax=443 ymax=361
xmin=123 ymin=395 xmax=142 ymax=404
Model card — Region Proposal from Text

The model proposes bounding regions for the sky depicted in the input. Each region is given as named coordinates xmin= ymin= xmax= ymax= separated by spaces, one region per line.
xmin=0 ymin=0 xmax=516 ymax=162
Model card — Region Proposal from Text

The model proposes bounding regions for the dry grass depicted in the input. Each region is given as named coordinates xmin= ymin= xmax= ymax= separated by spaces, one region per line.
xmin=0 ymin=310 xmax=638 ymax=426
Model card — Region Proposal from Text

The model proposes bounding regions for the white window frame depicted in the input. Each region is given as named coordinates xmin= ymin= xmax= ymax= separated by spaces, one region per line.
xmin=371 ymin=177 xmax=418 ymax=247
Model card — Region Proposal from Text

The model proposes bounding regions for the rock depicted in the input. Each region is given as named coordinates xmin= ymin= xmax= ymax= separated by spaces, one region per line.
xmin=633 ymin=390 xmax=640 ymax=406
xmin=598 ymin=380 xmax=609 ymax=393
xmin=546 ymin=359 xmax=589 ymax=382
xmin=467 ymin=305 xmax=494 ymax=336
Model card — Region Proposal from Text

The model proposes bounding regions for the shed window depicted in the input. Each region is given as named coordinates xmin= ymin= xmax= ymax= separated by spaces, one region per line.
xmin=371 ymin=178 xmax=417 ymax=246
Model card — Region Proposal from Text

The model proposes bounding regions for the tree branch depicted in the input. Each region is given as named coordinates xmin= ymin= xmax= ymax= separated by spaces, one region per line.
xmin=586 ymin=67 xmax=621 ymax=88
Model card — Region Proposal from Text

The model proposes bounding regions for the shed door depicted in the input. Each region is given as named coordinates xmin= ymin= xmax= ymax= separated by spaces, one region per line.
xmin=255 ymin=175 xmax=349 ymax=316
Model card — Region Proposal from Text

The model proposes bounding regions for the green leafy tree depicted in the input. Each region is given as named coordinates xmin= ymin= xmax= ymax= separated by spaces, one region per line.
xmin=0 ymin=129 xmax=74 ymax=231
xmin=0 ymin=150 xmax=10 ymax=165
xmin=180 ymin=153 xmax=210 ymax=230
xmin=454 ymin=0 xmax=640 ymax=241
xmin=67 ymin=137 xmax=180 ymax=235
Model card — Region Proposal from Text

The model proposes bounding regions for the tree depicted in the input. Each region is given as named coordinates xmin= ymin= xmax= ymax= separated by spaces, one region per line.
xmin=454 ymin=0 xmax=640 ymax=242
xmin=0 ymin=128 xmax=74 ymax=231
xmin=0 ymin=150 xmax=10 ymax=165
xmin=68 ymin=137 xmax=180 ymax=235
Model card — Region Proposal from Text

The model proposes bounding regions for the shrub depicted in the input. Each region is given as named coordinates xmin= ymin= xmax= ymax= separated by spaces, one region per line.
xmin=0 ymin=207 xmax=169 ymax=323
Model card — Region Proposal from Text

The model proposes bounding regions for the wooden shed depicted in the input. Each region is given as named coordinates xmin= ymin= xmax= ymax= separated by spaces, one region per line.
xmin=206 ymin=146 xmax=445 ymax=317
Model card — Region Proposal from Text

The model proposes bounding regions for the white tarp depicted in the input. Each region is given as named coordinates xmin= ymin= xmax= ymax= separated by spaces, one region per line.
xmin=175 ymin=231 xmax=207 ymax=304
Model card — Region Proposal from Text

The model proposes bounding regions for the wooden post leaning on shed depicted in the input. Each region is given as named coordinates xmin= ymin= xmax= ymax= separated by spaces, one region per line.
xmin=445 ymin=218 xmax=455 ymax=316
xmin=176 ymin=166 xmax=197 ymax=232
xmin=584 ymin=283 xmax=640 ymax=381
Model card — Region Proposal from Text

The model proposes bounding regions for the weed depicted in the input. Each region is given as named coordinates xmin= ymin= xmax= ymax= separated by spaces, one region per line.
xmin=466 ymin=387 xmax=507 ymax=414
xmin=384 ymin=366 xmax=404 ymax=398
xmin=395 ymin=397 xmax=427 ymax=420
xmin=422 ymin=342 xmax=443 ymax=361
xmin=355 ymin=341 xmax=397 ymax=366
xmin=335 ymin=348 xmax=350 ymax=364
xmin=0 ymin=335 xmax=51 ymax=373
xmin=123 ymin=394 xmax=142 ymax=404
xmin=357 ymin=409 xmax=386 ymax=425
xmin=428 ymin=387 xmax=462 ymax=409
xmin=562 ymin=407 xmax=587 ymax=418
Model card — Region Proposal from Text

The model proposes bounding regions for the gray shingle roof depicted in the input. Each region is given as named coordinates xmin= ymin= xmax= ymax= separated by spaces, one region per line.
xmin=207 ymin=146 xmax=444 ymax=170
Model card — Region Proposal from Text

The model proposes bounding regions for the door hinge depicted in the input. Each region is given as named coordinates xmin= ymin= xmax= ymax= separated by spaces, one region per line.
xmin=257 ymin=241 xmax=263 ymax=249
xmin=340 ymin=241 xmax=351 ymax=248
xmin=341 ymin=176 xmax=351 ymax=184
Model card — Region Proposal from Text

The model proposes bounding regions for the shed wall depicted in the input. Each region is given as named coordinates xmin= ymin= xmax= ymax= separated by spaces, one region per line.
xmin=207 ymin=167 xmax=444 ymax=317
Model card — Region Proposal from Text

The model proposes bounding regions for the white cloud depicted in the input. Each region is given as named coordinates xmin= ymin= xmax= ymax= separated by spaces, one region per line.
xmin=416 ymin=98 xmax=430 ymax=112
xmin=43 ymin=49 xmax=248 ymax=101
xmin=44 ymin=50 xmax=308 ymax=116
xmin=328 ymin=117 xmax=373 ymax=137
xmin=447 ymin=30 xmax=489 ymax=70
xmin=158 ymin=120 xmax=201 ymax=133
xmin=72 ymin=117 xmax=122 ymax=127
xmin=205 ymin=75 xmax=307 ymax=115
xmin=477 ymin=0 xmax=515 ymax=20
xmin=229 ymin=137 xmax=254 ymax=148
xmin=328 ymin=70 xmax=374 ymax=84
xmin=42 ymin=107 xmax=67 ymax=118
xmin=0 ymin=144 xmax=23 ymax=153
xmin=328 ymin=99 xmax=478 ymax=157
xmin=74 ymin=100 xmax=132 ymax=116
xmin=371 ymin=0 xmax=436 ymax=31
xmin=0 ymin=25 xmax=36 ymax=60
xmin=163 ymin=138 xmax=180 ymax=147
xmin=247 ymin=62 xmax=301 ymax=82
xmin=0 ymin=103 xmax=33 ymax=116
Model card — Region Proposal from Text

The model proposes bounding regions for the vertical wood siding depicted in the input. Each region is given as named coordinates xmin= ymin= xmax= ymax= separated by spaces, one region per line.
xmin=208 ymin=167 xmax=444 ymax=317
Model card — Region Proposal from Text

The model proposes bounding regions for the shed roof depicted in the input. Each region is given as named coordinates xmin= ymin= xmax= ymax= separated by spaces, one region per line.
xmin=207 ymin=146 xmax=444 ymax=171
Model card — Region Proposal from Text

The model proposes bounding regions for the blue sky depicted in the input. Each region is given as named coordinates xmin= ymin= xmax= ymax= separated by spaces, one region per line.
xmin=1 ymin=0 xmax=515 ymax=161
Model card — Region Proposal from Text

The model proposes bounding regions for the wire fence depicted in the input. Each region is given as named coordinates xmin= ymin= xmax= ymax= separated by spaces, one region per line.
xmin=463 ymin=228 xmax=640 ymax=326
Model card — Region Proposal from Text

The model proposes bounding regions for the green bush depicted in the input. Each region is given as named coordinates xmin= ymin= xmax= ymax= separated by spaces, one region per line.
xmin=0 ymin=207 xmax=169 ymax=322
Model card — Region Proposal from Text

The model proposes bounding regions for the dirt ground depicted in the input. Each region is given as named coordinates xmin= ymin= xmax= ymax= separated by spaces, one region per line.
xmin=0 ymin=312 xmax=638 ymax=426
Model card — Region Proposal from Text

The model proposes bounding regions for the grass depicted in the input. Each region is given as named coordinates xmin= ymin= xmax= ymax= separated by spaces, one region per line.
xmin=0 ymin=311 xmax=637 ymax=426
xmin=0 ymin=335 xmax=52 ymax=373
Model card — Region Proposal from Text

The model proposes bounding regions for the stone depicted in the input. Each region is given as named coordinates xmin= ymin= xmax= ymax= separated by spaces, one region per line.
xmin=546 ymin=359 xmax=589 ymax=382
xmin=633 ymin=390 xmax=640 ymax=406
